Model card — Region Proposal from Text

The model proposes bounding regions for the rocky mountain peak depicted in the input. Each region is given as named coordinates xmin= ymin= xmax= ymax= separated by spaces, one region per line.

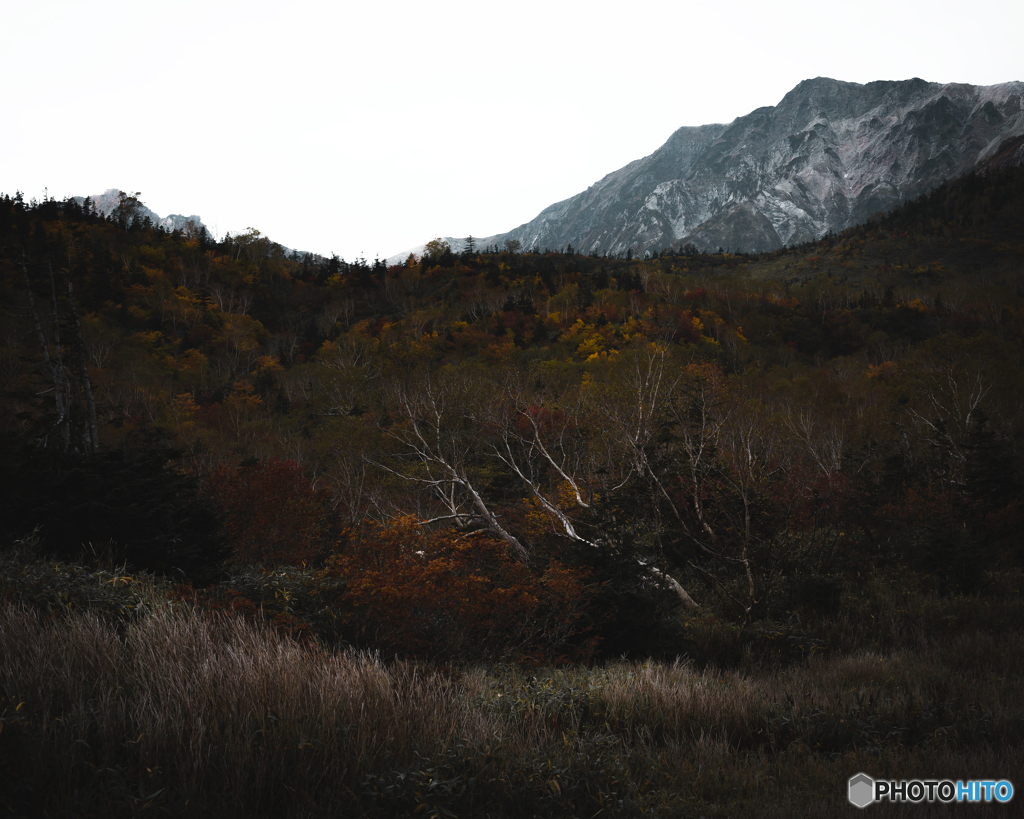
xmin=74 ymin=189 xmax=209 ymax=235
xmin=475 ymin=77 xmax=1024 ymax=256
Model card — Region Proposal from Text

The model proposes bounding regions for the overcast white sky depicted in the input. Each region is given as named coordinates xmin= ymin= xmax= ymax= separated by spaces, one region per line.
xmin=3 ymin=0 xmax=1021 ymax=260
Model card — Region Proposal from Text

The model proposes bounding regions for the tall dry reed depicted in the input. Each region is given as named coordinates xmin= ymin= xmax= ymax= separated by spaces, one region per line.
xmin=3 ymin=600 xmax=1022 ymax=817
xmin=0 ymin=602 xmax=492 ymax=816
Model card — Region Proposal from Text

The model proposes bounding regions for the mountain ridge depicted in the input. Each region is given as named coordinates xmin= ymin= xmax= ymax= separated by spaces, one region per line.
xmin=462 ymin=77 xmax=1024 ymax=257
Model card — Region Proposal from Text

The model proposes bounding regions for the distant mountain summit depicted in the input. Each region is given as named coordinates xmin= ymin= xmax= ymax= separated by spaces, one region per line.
xmin=73 ymin=189 xmax=209 ymax=235
xmin=477 ymin=77 xmax=1024 ymax=255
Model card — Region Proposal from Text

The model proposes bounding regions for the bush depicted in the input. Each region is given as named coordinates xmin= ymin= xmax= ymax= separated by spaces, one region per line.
xmin=204 ymin=457 xmax=337 ymax=566
xmin=0 ymin=532 xmax=171 ymax=620
xmin=323 ymin=517 xmax=599 ymax=663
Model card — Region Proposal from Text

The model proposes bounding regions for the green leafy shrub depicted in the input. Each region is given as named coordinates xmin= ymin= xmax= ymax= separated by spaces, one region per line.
xmin=0 ymin=532 xmax=171 ymax=620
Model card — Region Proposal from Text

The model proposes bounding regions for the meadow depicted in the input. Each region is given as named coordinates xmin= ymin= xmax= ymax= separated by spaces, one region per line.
xmin=2 ymin=547 xmax=1021 ymax=818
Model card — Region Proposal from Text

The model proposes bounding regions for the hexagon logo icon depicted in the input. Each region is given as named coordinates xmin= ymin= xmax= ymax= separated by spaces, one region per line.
xmin=849 ymin=773 xmax=875 ymax=808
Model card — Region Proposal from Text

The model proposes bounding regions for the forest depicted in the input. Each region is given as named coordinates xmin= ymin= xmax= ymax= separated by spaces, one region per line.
xmin=1 ymin=165 xmax=1023 ymax=816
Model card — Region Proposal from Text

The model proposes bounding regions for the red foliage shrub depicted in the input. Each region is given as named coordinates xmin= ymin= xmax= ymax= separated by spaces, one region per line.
xmin=323 ymin=517 xmax=599 ymax=664
xmin=205 ymin=457 xmax=335 ymax=566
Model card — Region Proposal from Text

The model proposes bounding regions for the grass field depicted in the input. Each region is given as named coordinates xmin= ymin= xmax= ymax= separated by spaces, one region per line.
xmin=2 ymin=553 xmax=1022 ymax=817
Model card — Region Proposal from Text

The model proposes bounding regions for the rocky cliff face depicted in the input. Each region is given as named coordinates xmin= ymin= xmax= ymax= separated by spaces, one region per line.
xmin=484 ymin=77 xmax=1024 ymax=255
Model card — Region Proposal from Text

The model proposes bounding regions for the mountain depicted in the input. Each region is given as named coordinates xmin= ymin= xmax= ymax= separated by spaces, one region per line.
xmin=386 ymin=238 xmax=473 ymax=267
xmin=475 ymin=77 xmax=1024 ymax=256
xmin=73 ymin=189 xmax=209 ymax=234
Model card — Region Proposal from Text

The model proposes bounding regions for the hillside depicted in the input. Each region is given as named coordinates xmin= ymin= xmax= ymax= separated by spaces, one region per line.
xmin=1 ymin=162 xmax=1022 ymax=616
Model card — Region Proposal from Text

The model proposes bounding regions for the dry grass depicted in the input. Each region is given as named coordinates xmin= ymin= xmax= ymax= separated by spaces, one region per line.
xmin=0 ymin=603 xmax=491 ymax=816
xmin=2 ymin=590 xmax=1022 ymax=817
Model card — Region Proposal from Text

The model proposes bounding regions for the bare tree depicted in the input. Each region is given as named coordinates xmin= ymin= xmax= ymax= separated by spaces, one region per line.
xmin=486 ymin=361 xmax=702 ymax=610
xmin=593 ymin=345 xmax=811 ymax=617
xmin=374 ymin=365 xmax=529 ymax=563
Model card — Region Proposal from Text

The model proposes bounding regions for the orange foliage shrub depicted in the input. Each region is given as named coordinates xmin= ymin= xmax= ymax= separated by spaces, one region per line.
xmin=324 ymin=517 xmax=598 ymax=664
xmin=205 ymin=457 xmax=335 ymax=566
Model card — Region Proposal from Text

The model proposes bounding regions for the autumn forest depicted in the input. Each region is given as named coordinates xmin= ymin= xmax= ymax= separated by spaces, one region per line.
xmin=2 ymin=165 xmax=1024 ymax=816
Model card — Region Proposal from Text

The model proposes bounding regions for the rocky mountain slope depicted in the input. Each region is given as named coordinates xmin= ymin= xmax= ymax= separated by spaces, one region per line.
xmin=73 ymin=189 xmax=208 ymax=234
xmin=479 ymin=77 xmax=1024 ymax=255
